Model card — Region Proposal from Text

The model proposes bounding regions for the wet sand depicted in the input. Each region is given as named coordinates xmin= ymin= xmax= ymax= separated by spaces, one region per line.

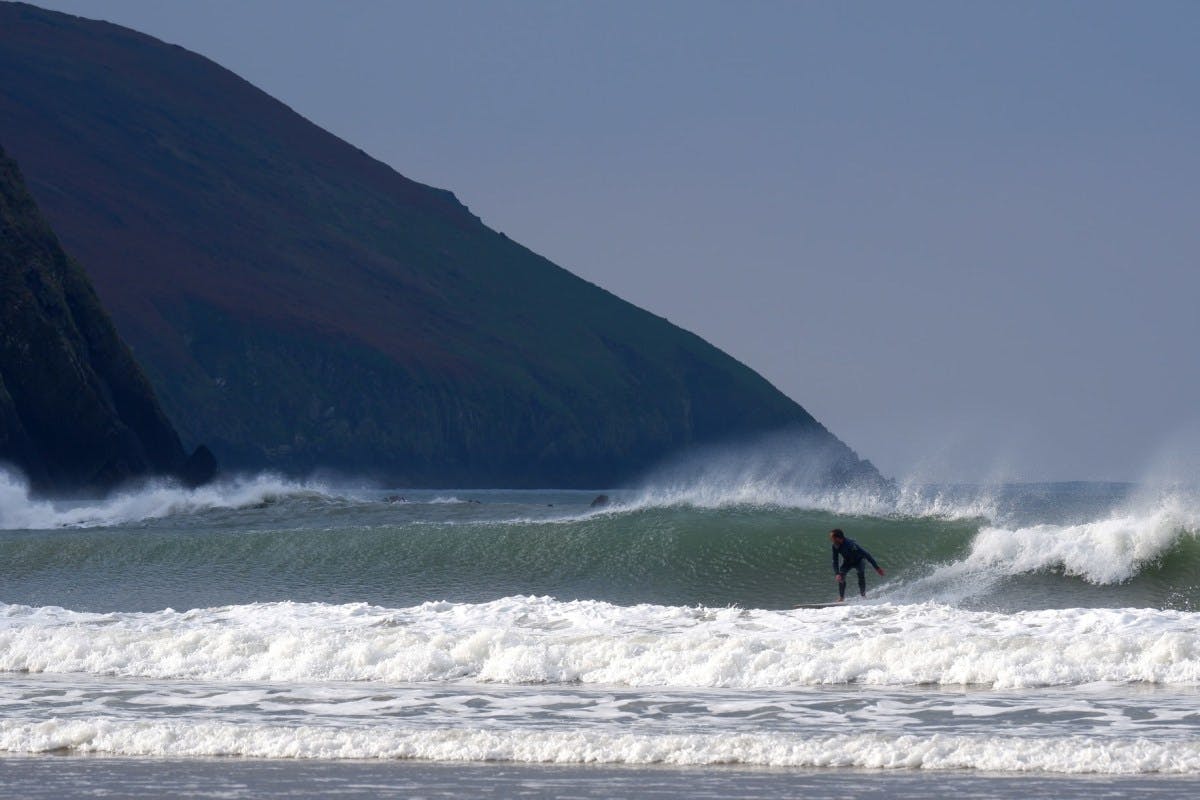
xmin=2 ymin=756 xmax=1198 ymax=799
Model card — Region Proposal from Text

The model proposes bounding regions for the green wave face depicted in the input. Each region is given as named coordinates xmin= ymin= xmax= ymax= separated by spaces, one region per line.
xmin=2 ymin=486 xmax=1197 ymax=613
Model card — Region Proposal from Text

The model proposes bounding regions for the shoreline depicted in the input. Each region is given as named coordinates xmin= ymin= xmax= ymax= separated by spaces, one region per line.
xmin=3 ymin=756 xmax=1200 ymax=800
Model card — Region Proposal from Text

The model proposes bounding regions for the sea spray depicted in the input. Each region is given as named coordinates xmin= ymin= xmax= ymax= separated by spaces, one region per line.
xmin=0 ymin=467 xmax=341 ymax=530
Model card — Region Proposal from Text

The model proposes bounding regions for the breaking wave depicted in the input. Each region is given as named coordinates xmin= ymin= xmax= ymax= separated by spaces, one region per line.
xmin=0 ymin=469 xmax=339 ymax=530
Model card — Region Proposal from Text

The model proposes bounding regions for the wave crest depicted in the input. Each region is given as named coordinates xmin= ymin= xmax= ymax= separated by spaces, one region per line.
xmin=0 ymin=469 xmax=337 ymax=530
xmin=622 ymin=479 xmax=998 ymax=520
xmin=881 ymin=493 xmax=1200 ymax=607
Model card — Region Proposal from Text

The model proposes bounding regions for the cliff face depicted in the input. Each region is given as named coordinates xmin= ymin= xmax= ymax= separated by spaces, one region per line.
xmin=0 ymin=3 xmax=878 ymax=487
xmin=0 ymin=145 xmax=213 ymax=493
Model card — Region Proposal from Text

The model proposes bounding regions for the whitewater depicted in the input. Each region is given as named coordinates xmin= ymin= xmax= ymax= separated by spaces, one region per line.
xmin=1 ymin=468 xmax=1199 ymax=790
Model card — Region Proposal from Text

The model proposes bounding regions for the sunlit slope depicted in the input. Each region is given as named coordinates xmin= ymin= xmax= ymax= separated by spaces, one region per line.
xmin=0 ymin=3 xmax=876 ymax=486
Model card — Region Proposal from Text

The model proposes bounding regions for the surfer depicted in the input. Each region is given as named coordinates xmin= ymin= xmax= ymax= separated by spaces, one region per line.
xmin=830 ymin=528 xmax=884 ymax=601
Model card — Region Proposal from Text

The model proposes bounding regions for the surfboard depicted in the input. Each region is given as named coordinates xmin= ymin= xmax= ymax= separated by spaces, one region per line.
xmin=793 ymin=602 xmax=845 ymax=609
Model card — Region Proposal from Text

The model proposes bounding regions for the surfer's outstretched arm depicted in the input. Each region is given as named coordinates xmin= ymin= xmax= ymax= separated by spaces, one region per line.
xmin=860 ymin=547 xmax=884 ymax=574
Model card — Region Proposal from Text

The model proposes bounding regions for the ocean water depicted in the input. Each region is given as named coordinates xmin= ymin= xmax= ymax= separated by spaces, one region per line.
xmin=1 ymin=468 xmax=1198 ymax=796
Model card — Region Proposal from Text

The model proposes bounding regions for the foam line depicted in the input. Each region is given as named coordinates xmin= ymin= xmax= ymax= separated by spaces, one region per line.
xmin=2 ymin=598 xmax=1198 ymax=689
xmin=1 ymin=718 xmax=1197 ymax=773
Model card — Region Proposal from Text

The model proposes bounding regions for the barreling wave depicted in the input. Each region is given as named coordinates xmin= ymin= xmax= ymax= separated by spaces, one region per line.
xmin=3 ymin=455 xmax=1198 ymax=610
xmin=2 ymin=495 xmax=1198 ymax=611
xmin=2 ymin=597 xmax=1199 ymax=689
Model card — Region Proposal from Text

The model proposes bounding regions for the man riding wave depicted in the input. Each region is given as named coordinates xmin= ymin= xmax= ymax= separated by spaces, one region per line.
xmin=830 ymin=528 xmax=885 ymax=601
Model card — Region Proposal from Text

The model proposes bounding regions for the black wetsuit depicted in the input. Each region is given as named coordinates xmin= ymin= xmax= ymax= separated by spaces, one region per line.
xmin=831 ymin=538 xmax=880 ymax=599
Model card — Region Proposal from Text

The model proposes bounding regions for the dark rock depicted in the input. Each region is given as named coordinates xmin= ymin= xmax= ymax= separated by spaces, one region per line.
xmin=0 ymin=143 xmax=207 ymax=493
xmin=178 ymin=444 xmax=218 ymax=488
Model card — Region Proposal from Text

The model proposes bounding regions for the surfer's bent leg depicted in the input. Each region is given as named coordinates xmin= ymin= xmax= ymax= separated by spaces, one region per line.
xmin=837 ymin=570 xmax=848 ymax=600
xmin=855 ymin=562 xmax=867 ymax=597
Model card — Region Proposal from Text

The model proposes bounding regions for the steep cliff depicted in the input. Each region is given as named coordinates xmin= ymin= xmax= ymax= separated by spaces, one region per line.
xmin=0 ymin=3 xmax=877 ymax=487
xmin=0 ymin=144 xmax=214 ymax=492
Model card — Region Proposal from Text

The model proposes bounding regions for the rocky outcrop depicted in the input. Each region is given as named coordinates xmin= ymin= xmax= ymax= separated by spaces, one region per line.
xmin=0 ymin=144 xmax=214 ymax=493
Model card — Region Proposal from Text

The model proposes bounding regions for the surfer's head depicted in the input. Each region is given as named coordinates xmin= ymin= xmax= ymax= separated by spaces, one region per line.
xmin=829 ymin=529 xmax=845 ymax=543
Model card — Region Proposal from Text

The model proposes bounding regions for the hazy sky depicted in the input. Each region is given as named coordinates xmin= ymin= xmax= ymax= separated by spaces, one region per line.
xmin=29 ymin=0 xmax=1200 ymax=482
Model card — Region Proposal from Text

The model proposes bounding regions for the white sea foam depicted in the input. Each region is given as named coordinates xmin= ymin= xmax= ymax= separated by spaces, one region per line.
xmin=885 ymin=494 xmax=1200 ymax=604
xmin=0 ymin=718 xmax=1196 ymax=773
xmin=964 ymin=510 xmax=1194 ymax=584
xmin=0 ymin=468 xmax=338 ymax=529
xmin=2 ymin=597 xmax=1197 ymax=689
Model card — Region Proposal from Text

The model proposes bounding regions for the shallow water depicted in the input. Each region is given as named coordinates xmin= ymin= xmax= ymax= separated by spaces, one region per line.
xmin=2 ymin=758 xmax=1199 ymax=799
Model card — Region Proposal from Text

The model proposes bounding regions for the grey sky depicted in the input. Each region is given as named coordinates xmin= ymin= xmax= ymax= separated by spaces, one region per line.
xmin=27 ymin=0 xmax=1200 ymax=482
